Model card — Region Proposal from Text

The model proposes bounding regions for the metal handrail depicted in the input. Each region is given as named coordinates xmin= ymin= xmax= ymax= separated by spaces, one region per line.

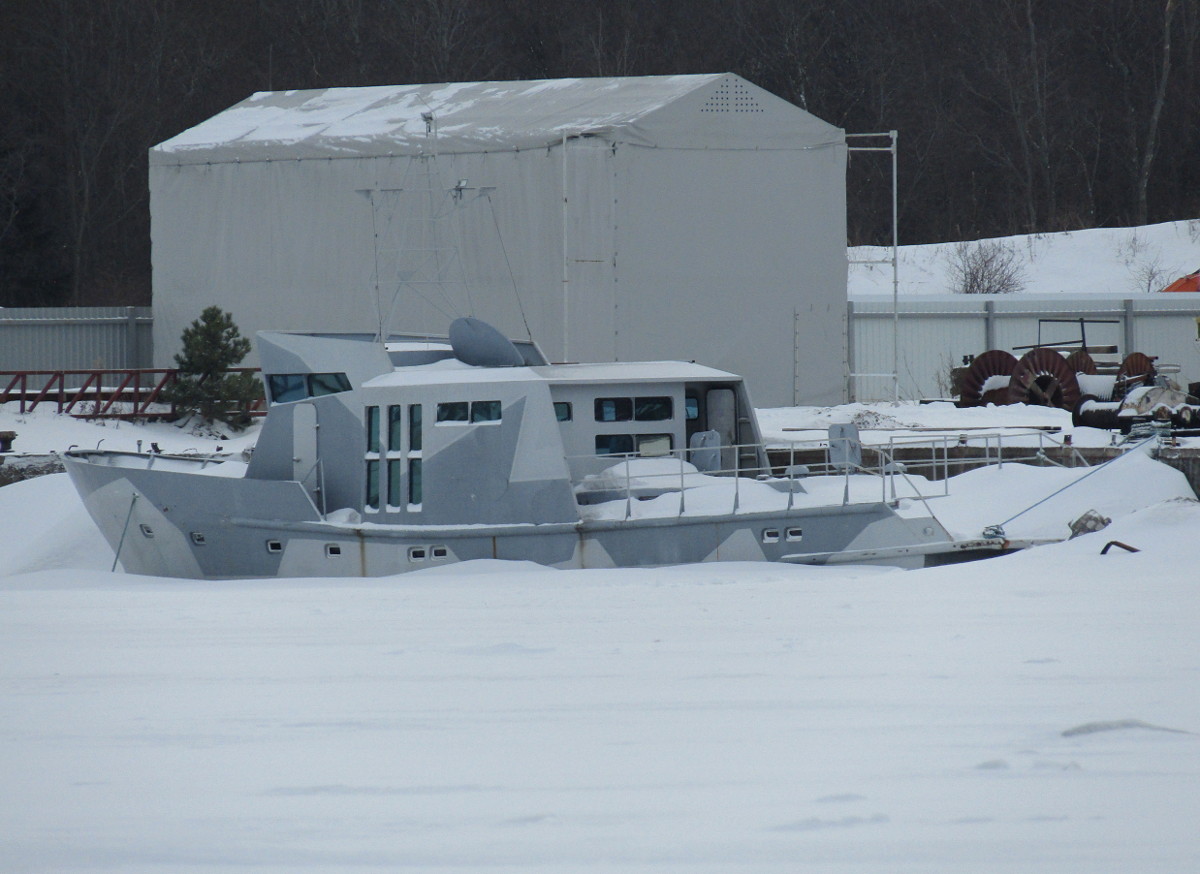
xmin=566 ymin=429 xmax=1102 ymax=520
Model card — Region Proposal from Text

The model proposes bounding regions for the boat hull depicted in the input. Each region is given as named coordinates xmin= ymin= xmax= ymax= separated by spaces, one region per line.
xmin=65 ymin=451 xmax=953 ymax=579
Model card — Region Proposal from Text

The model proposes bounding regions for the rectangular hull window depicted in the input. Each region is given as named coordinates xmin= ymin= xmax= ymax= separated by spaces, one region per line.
xmin=471 ymin=400 xmax=502 ymax=422
xmin=437 ymin=402 xmax=468 ymax=422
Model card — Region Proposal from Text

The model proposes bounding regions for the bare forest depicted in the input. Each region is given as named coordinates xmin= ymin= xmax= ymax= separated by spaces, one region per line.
xmin=1 ymin=0 xmax=1197 ymax=308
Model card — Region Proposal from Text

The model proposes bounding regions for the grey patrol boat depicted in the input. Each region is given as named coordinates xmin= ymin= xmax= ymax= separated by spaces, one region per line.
xmin=65 ymin=318 xmax=972 ymax=578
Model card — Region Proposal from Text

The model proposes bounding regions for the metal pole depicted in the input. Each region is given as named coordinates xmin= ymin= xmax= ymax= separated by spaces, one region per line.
xmin=890 ymin=130 xmax=899 ymax=403
xmin=111 ymin=493 xmax=139 ymax=572
xmin=562 ymin=133 xmax=570 ymax=362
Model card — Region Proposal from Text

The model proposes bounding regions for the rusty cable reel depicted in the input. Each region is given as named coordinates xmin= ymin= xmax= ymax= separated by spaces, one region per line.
xmin=1064 ymin=349 xmax=1097 ymax=375
xmin=959 ymin=350 xmax=1018 ymax=406
xmin=1006 ymin=348 xmax=1081 ymax=409
xmin=1115 ymin=352 xmax=1156 ymax=397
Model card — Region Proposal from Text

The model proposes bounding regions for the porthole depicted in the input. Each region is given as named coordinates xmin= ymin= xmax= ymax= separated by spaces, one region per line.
xmin=786 ymin=527 xmax=804 ymax=542
xmin=190 ymin=532 xmax=207 ymax=546
xmin=266 ymin=540 xmax=283 ymax=554
xmin=139 ymin=524 xmax=154 ymax=538
xmin=761 ymin=528 xmax=780 ymax=544
xmin=325 ymin=544 xmax=342 ymax=557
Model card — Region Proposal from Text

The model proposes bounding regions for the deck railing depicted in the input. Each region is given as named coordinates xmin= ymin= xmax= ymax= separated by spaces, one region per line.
xmin=565 ymin=429 xmax=1091 ymax=520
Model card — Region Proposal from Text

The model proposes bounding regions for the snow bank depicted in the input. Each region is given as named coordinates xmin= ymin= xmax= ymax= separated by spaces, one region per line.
xmin=1 ymin=495 xmax=1198 ymax=871
xmin=850 ymin=218 xmax=1200 ymax=296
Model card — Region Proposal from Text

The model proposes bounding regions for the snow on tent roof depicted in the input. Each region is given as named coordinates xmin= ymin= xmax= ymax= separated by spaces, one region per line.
xmin=151 ymin=74 xmax=843 ymax=165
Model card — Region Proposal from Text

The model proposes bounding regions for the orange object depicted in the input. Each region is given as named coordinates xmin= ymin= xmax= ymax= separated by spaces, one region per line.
xmin=1162 ymin=269 xmax=1200 ymax=292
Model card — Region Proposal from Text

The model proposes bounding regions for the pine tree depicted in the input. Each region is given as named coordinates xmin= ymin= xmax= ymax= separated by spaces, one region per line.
xmin=165 ymin=306 xmax=261 ymax=431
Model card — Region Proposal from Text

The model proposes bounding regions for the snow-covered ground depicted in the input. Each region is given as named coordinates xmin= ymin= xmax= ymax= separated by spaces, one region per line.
xmin=2 ymin=405 xmax=1199 ymax=872
xmin=850 ymin=218 xmax=1200 ymax=296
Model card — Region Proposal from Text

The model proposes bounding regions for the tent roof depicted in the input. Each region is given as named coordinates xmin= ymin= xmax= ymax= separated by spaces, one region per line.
xmin=1162 ymin=270 xmax=1200 ymax=292
xmin=151 ymin=74 xmax=843 ymax=166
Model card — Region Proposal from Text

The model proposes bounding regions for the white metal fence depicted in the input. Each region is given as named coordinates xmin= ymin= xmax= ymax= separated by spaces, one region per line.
xmin=847 ymin=295 xmax=1200 ymax=401
xmin=0 ymin=307 xmax=152 ymax=371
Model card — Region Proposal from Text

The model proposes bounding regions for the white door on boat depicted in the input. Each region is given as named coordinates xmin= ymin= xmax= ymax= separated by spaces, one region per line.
xmin=293 ymin=402 xmax=319 ymax=505
xmin=706 ymin=388 xmax=737 ymax=473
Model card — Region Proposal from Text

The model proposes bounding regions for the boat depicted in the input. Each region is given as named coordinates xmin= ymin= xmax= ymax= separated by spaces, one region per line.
xmin=64 ymin=318 xmax=1015 ymax=578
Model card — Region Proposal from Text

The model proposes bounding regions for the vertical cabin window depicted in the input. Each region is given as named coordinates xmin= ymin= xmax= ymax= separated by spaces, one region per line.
xmin=409 ymin=459 xmax=423 ymax=505
xmin=409 ymin=404 xmax=422 ymax=451
xmin=388 ymin=405 xmax=404 ymax=451
xmin=366 ymin=406 xmax=380 ymax=452
xmin=388 ymin=459 xmax=404 ymax=506
xmin=554 ymin=402 xmax=572 ymax=422
xmin=365 ymin=460 xmax=380 ymax=510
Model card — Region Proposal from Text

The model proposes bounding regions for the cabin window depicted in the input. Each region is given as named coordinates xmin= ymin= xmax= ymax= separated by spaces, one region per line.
xmin=595 ymin=396 xmax=673 ymax=422
xmin=388 ymin=405 xmax=404 ymax=451
xmin=365 ymin=406 xmax=380 ymax=452
xmin=471 ymin=400 xmax=502 ymax=423
xmin=365 ymin=459 xmax=380 ymax=510
xmin=409 ymin=404 xmax=422 ymax=451
xmin=325 ymin=544 xmax=342 ymax=557
xmin=408 ymin=546 xmax=427 ymax=562
xmin=635 ymin=396 xmax=673 ymax=421
xmin=595 ymin=398 xmax=633 ymax=422
xmin=554 ymin=402 xmax=572 ymax=422
xmin=267 ymin=372 xmax=350 ymax=403
xmin=409 ymin=459 xmax=423 ymax=505
xmin=595 ymin=434 xmax=674 ymax=457
xmin=266 ymin=540 xmax=283 ymax=553
xmin=685 ymin=396 xmax=700 ymax=420
xmin=637 ymin=434 xmax=673 ymax=457
xmin=190 ymin=531 xmax=207 ymax=546
xmin=431 ymin=546 xmax=449 ymax=559
xmin=762 ymin=528 xmax=780 ymax=544
xmin=437 ymin=401 xmax=469 ymax=422
xmin=309 ymin=372 xmax=351 ymax=397
xmin=595 ymin=434 xmax=635 ymax=455
xmin=268 ymin=373 xmax=306 ymax=404
xmin=786 ymin=527 xmax=804 ymax=542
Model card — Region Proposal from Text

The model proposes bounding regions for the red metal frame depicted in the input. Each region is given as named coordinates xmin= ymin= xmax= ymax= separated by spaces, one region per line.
xmin=0 ymin=368 xmax=266 ymax=420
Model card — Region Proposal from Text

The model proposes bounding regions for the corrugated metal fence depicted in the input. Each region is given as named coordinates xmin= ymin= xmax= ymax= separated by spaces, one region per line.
xmin=847 ymin=295 xmax=1200 ymax=401
xmin=0 ymin=307 xmax=152 ymax=372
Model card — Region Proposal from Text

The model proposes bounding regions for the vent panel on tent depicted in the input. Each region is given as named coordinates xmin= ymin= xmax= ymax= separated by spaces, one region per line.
xmin=700 ymin=78 xmax=764 ymax=113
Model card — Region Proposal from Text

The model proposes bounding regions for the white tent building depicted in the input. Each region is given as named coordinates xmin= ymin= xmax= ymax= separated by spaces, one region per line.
xmin=150 ymin=74 xmax=847 ymax=405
